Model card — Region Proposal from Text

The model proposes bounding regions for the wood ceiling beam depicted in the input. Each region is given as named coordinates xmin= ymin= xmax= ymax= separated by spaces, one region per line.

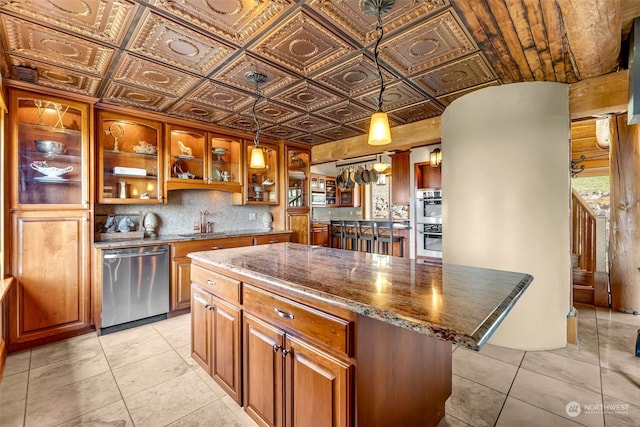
xmin=312 ymin=70 xmax=628 ymax=164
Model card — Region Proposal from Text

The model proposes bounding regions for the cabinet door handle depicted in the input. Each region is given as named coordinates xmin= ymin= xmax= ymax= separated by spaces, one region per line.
xmin=282 ymin=349 xmax=290 ymax=357
xmin=211 ymin=245 xmax=224 ymax=250
xmin=274 ymin=308 xmax=294 ymax=320
xmin=193 ymin=294 xmax=211 ymax=310
xmin=206 ymin=279 xmax=216 ymax=286
xmin=273 ymin=344 xmax=281 ymax=353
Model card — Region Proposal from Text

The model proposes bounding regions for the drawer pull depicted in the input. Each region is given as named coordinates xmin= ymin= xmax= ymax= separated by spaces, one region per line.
xmin=193 ymin=294 xmax=211 ymax=310
xmin=275 ymin=308 xmax=294 ymax=319
xmin=268 ymin=239 xmax=278 ymax=243
xmin=211 ymin=245 xmax=224 ymax=250
xmin=206 ymin=279 xmax=216 ymax=286
xmin=273 ymin=344 xmax=281 ymax=353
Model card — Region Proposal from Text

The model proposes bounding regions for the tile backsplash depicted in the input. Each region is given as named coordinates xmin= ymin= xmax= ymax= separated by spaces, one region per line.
xmin=96 ymin=190 xmax=270 ymax=236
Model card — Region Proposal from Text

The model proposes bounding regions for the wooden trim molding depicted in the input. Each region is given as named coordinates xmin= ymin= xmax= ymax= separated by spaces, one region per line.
xmin=0 ymin=276 xmax=15 ymax=379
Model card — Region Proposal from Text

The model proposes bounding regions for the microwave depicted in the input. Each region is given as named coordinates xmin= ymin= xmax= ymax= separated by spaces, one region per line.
xmin=311 ymin=192 xmax=326 ymax=206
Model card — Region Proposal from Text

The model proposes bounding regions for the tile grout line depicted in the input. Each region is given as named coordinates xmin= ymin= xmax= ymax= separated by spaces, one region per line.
xmin=491 ymin=347 xmax=526 ymax=427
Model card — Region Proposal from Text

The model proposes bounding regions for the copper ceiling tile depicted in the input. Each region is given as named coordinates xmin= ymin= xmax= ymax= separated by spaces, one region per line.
xmin=0 ymin=0 xmax=137 ymax=45
xmin=379 ymin=10 xmax=476 ymax=76
xmin=314 ymin=54 xmax=396 ymax=96
xmin=250 ymin=10 xmax=354 ymax=75
xmin=355 ymin=81 xmax=425 ymax=112
xmin=316 ymin=126 xmax=364 ymax=141
xmin=211 ymin=53 xmax=298 ymax=97
xmin=281 ymin=113 xmax=335 ymax=133
xmin=150 ymin=0 xmax=294 ymax=43
xmin=348 ymin=115 xmax=403 ymax=133
xmin=389 ymin=100 xmax=443 ymax=123
xmin=1 ymin=15 xmax=115 ymax=75
xmin=127 ymin=10 xmax=234 ymax=76
xmin=437 ymin=80 xmax=500 ymax=106
xmin=308 ymin=0 xmax=449 ymax=45
xmin=102 ymin=81 xmax=176 ymax=111
xmin=8 ymin=57 xmax=102 ymax=96
xmin=185 ymin=79 xmax=253 ymax=112
xmin=411 ymin=53 xmax=496 ymax=97
xmin=111 ymin=53 xmax=200 ymax=97
xmin=217 ymin=113 xmax=263 ymax=133
xmin=261 ymin=124 xmax=304 ymax=140
xmin=166 ymin=99 xmax=231 ymax=122
xmin=314 ymin=100 xmax=372 ymax=124
xmin=239 ymin=100 xmax=303 ymax=124
xmin=271 ymin=80 xmax=342 ymax=112
xmin=289 ymin=133 xmax=331 ymax=146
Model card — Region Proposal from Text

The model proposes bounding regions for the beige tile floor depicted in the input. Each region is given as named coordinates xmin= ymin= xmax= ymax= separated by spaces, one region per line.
xmin=0 ymin=303 xmax=638 ymax=426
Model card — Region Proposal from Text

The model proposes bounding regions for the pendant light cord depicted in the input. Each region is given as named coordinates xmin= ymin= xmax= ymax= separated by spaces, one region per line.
xmin=252 ymin=81 xmax=261 ymax=147
xmin=373 ymin=12 xmax=385 ymax=111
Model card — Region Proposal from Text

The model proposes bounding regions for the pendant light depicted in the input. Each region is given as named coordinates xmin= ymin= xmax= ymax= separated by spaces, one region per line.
xmin=363 ymin=0 xmax=395 ymax=146
xmin=247 ymin=71 xmax=267 ymax=169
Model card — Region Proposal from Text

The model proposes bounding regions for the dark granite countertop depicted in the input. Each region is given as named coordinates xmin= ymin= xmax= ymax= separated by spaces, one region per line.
xmin=189 ymin=243 xmax=532 ymax=350
xmin=93 ymin=229 xmax=292 ymax=249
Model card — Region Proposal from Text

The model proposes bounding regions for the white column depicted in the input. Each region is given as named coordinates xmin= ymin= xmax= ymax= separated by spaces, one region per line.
xmin=441 ymin=82 xmax=571 ymax=350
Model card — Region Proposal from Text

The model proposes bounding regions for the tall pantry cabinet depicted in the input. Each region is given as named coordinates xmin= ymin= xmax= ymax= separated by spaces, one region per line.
xmin=7 ymin=85 xmax=94 ymax=350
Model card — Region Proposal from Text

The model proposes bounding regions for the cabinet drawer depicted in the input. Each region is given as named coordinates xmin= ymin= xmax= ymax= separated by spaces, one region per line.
xmin=191 ymin=265 xmax=241 ymax=304
xmin=253 ymin=233 xmax=290 ymax=245
xmin=243 ymin=284 xmax=352 ymax=356
xmin=172 ymin=236 xmax=253 ymax=258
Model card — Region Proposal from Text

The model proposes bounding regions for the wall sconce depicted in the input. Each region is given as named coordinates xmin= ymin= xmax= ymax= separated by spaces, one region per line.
xmin=430 ymin=148 xmax=441 ymax=168
xmin=363 ymin=0 xmax=395 ymax=146
xmin=247 ymin=71 xmax=267 ymax=169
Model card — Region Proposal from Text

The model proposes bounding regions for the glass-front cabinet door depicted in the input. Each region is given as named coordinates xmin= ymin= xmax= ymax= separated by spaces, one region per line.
xmin=10 ymin=89 xmax=90 ymax=209
xmin=236 ymin=141 xmax=278 ymax=205
xmin=286 ymin=147 xmax=310 ymax=208
xmin=97 ymin=110 xmax=163 ymax=204
xmin=208 ymin=134 xmax=241 ymax=192
xmin=166 ymin=125 xmax=206 ymax=188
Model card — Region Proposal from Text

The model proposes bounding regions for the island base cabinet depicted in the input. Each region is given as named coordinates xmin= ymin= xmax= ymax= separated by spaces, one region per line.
xmin=356 ymin=315 xmax=452 ymax=427
xmin=243 ymin=313 xmax=353 ymax=427
xmin=191 ymin=284 xmax=242 ymax=404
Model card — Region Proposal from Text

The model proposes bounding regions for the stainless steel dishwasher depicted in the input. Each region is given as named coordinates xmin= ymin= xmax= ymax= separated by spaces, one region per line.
xmin=101 ymin=245 xmax=170 ymax=334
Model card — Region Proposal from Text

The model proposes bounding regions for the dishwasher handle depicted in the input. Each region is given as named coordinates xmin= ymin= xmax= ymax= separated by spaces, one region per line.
xmin=103 ymin=248 xmax=169 ymax=260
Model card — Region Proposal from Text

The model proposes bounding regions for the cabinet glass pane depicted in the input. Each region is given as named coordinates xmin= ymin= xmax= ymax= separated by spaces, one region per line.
xmin=287 ymin=149 xmax=309 ymax=208
xmin=16 ymin=98 xmax=84 ymax=205
xmin=169 ymin=129 xmax=205 ymax=181
xmin=210 ymin=136 xmax=241 ymax=184
xmin=101 ymin=119 xmax=160 ymax=202
xmin=246 ymin=144 xmax=277 ymax=204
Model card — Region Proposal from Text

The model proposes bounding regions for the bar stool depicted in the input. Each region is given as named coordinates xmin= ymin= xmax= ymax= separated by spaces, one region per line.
xmin=329 ymin=220 xmax=343 ymax=249
xmin=357 ymin=221 xmax=376 ymax=253
xmin=375 ymin=221 xmax=404 ymax=257
xmin=342 ymin=220 xmax=358 ymax=251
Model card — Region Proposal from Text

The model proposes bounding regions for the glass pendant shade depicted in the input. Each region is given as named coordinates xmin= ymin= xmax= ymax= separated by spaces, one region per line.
xmin=373 ymin=162 xmax=388 ymax=172
xmin=250 ymin=146 xmax=266 ymax=169
xmin=368 ymin=111 xmax=392 ymax=145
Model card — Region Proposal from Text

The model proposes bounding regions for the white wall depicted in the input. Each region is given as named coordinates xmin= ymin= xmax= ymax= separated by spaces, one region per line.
xmin=441 ymin=82 xmax=571 ymax=350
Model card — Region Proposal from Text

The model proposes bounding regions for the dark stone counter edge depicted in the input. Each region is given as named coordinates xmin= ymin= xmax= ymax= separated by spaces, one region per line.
xmin=188 ymin=252 xmax=533 ymax=351
xmin=93 ymin=229 xmax=293 ymax=249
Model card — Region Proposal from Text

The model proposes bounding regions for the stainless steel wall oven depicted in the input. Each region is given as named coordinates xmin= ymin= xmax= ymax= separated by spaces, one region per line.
xmin=416 ymin=189 xmax=442 ymax=258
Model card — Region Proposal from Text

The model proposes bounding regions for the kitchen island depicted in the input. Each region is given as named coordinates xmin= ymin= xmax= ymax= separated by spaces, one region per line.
xmin=188 ymin=243 xmax=532 ymax=427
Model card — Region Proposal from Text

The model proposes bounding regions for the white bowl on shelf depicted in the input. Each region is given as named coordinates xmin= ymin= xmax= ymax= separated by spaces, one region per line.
xmin=30 ymin=161 xmax=73 ymax=177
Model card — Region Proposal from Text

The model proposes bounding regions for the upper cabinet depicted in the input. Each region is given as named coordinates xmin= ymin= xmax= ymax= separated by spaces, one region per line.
xmin=97 ymin=110 xmax=163 ymax=204
xmin=9 ymin=89 xmax=91 ymax=209
xmin=165 ymin=126 xmax=241 ymax=194
xmin=233 ymin=141 xmax=279 ymax=205
xmin=391 ymin=151 xmax=410 ymax=205
xmin=286 ymin=147 xmax=310 ymax=209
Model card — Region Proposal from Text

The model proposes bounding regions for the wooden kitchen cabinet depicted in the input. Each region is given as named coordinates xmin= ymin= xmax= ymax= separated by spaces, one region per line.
xmin=243 ymin=284 xmax=353 ymax=427
xmin=312 ymin=223 xmax=329 ymax=247
xmin=191 ymin=265 xmax=243 ymax=404
xmin=253 ymin=232 xmax=291 ymax=245
xmin=9 ymin=210 xmax=92 ymax=349
xmin=170 ymin=236 xmax=253 ymax=314
xmin=391 ymin=151 xmax=410 ymax=205
xmin=97 ymin=109 xmax=164 ymax=204
xmin=233 ymin=140 xmax=279 ymax=205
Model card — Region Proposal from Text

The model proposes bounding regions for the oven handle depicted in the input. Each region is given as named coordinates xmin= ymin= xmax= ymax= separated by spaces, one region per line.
xmin=103 ymin=249 xmax=169 ymax=259
xmin=417 ymin=231 xmax=443 ymax=236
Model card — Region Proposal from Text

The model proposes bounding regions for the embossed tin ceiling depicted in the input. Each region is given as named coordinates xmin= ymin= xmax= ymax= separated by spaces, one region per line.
xmin=0 ymin=0 xmax=631 ymax=145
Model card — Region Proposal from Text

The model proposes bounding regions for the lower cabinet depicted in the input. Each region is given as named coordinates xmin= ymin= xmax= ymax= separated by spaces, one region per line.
xmin=244 ymin=313 xmax=352 ymax=427
xmin=312 ymin=223 xmax=329 ymax=246
xmin=10 ymin=211 xmax=91 ymax=349
xmin=191 ymin=283 xmax=242 ymax=403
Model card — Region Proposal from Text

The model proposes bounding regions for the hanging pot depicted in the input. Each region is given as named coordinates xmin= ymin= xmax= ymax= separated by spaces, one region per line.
xmin=369 ymin=168 xmax=379 ymax=183
xmin=355 ymin=166 xmax=365 ymax=185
